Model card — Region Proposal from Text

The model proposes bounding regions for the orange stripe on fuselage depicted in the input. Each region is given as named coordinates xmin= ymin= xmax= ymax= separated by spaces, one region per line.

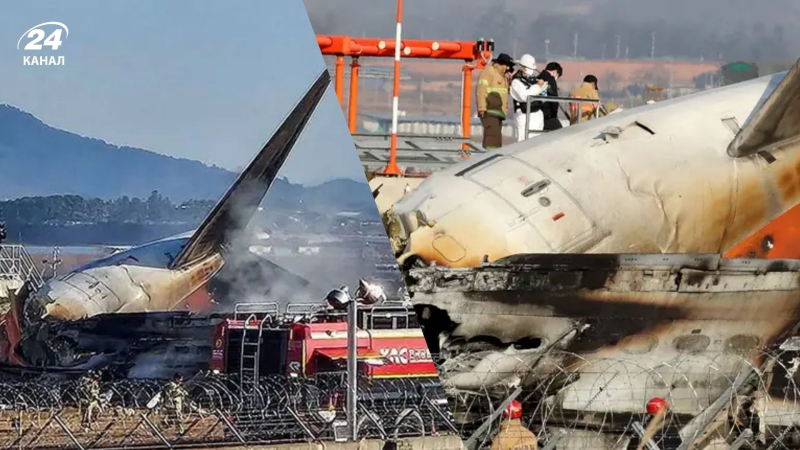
xmin=724 ymin=201 xmax=800 ymax=259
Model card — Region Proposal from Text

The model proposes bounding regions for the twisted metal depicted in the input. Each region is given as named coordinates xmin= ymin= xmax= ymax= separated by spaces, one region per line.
xmin=0 ymin=372 xmax=454 ymax=449
xmin=437 ymin=347 xmax=800 ymax=449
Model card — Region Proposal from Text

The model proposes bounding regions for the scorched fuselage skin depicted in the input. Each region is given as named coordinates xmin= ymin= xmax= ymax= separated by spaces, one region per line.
xmin=408 ymin=254 xmax=800 ymax=422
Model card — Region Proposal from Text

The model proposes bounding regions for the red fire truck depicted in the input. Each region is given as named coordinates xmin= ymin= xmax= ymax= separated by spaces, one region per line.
xmin=208 ymin=301 xmax=439 ymax=383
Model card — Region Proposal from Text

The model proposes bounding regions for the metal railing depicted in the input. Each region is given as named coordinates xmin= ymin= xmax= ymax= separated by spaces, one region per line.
xmin=353 ymin=133 xmax=486 ymax=172
xmin=232 ymin=302 xmax=279 ymax=321
xmin=523 ymin=95 xmax=601 ymax=140
xmin=364 ymin=304 xmax=414 ymax=330
xmin=0 ymin=244 xmax=44 ymax=289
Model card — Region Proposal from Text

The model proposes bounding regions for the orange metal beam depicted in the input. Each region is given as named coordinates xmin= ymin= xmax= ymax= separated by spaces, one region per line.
xmin=334 ymin=56 xmax=345 ymax=107
xmin=348 ymin=57 xmax=360 ymax=133
xmin=461 ymin=65 xmax=474 ymax=155
xmin=432 ymin=42 xmax=461 ymax=52
xmin=317 ymin=35 xmax=490 ymax=65
xmin=319 ymin=33 xmax=494 ymax=166
xmin=402 ymin=47 xmax=432 ymax=57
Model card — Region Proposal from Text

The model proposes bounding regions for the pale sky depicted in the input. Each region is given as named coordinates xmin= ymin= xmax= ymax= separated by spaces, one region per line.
xmin=0 ymin=0 xmax=365 ymax=185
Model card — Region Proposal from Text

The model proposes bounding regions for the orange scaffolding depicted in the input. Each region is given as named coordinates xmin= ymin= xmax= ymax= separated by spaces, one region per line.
xmin=317 ymin=34 xmax=493 ymax=174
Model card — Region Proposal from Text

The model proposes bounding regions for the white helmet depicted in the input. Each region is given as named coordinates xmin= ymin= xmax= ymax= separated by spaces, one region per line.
xmin=518 ymin=54 xmax=536 ymax=71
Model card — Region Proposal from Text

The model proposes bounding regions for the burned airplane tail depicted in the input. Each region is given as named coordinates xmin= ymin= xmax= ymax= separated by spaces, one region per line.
xmin=169 ymin=70 xmax=331 ymax=269
xmin=728 ymin=56 xmax=800 ymax=158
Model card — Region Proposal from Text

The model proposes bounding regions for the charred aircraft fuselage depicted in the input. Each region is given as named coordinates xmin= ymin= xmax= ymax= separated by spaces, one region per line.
xmin=408 ymin=253 xmax=800 ymax=427
xmin=15 ymin=235 xmax=223 ymax=367
xmin=28 ymin=235 xmax=221 ymax=322
xmin=385 ymin=60 xmax=800 ymax=446
xmin=387 ymin=60 xmax=800 ymax=268
xmin=15 ymin=311 xmax=222 ymax=378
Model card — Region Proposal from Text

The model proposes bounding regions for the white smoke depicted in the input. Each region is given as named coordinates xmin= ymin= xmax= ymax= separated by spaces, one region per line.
xmin=208 ymin=183 xmax=324 ymax=311
xmin=127 ymin=342 xmax=208 ymax=379
xmin=208 ymin=180 xmax=403 ymax=311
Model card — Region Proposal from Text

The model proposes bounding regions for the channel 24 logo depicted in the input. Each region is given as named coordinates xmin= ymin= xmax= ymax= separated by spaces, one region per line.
xmin=17 ymin=22 xmax=69 ymax=66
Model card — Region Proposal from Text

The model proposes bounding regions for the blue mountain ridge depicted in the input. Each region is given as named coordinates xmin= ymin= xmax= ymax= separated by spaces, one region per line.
xmin=0 ymin=104 xmax=374 ymax=214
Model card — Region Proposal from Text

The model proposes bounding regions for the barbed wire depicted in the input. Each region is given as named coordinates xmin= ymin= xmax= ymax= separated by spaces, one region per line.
xmin=0 ymin=372 xmax=454 ymax=449
xmin=437 ymin=347 xmax=800 ymax=449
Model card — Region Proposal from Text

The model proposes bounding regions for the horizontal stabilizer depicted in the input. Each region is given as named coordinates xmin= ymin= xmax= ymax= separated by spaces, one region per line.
xmin=728 ymin=58 xmax=800 ymax=157
xmin=170 ymin=70 xmax=330 ymax=269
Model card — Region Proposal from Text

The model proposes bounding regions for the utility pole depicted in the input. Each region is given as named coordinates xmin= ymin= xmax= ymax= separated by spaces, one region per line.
xmin=51 ymin=246 xmax=61 ymax=278
xmin=418 ymin=76 xmax=424 ymax=112
xmin=544 ymin=39 xmax=550 ymax=59
xmin=509 ymin=17 xmax=517 ymax=59
xmin=346 ymin=289 xmax=358 ymax=441
xmin=382 ymin=0 xmax=403 ymax=175
xmin=616 ymin=35 xmax=621 ymax=59
xmin=573 ymin=32 xmax=579 ymax=58
xmin=651 ymin=32 xmax=656 ymax=59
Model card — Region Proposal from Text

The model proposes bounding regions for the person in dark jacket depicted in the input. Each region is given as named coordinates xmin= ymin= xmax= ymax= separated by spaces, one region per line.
xmin=477 ymin=53 xmax=516 ymax=149
xmin=533 ymin=62 xmax=563 ymax=131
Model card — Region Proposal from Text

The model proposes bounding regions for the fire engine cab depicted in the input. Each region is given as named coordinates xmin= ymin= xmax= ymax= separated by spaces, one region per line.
xmin=209 ymin=300 xmax=438 ymax=383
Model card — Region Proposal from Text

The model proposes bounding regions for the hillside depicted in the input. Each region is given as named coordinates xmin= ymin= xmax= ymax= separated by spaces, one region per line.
xmin=0 ymin=105 xmax=375 ymax=215
xmin=0 ymin=105 xmax=228 ymax=201
xmin=262 ymin=178 xmax=378 ymax=216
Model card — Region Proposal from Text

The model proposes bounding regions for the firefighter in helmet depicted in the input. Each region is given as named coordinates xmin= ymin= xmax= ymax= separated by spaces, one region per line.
xmin=79 ymin=370 xmax=102 ymax=429
xmin=491 ymin=400 xmax=538 ymax=450
xmin=477 ymin=53 xmax=515 ymax=150
xmin=165 ymin=373 xmax=188 ymax=433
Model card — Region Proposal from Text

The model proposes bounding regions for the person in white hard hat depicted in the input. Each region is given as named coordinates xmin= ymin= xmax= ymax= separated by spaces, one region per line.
xmin=510 ymin=54 xmax=548 ymax=141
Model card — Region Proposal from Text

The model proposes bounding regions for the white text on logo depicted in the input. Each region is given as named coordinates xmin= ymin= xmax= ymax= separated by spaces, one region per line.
xmin=379 ymin=347 xmax=432 ymax=365
xmin=18 ymin=22 xmax=69 ymax=66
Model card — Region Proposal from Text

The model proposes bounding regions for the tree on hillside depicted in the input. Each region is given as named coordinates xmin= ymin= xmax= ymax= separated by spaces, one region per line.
xmin=146 ymin=190 xmax=174 ymax=221
xmin=0 ymin=194 xmax=214 ymax=226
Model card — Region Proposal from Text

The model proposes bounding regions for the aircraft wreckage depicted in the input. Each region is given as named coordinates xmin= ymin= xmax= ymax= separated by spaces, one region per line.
xmin=384 ymin=57 xmax=800 ymax=449
xmin=0 ymin=70 xmax=331 ymax=371
xmin=409 ymin=254 xmax=800 ymax=449
xmin=383 ymin=58 xmax=800 ymax=268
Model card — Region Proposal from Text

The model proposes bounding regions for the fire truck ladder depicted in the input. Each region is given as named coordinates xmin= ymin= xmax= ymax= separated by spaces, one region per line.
xmin=239 ymin=314 xmax=267 ymax=389
xmin=235 ymin=303 xmax=279 ymax=389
